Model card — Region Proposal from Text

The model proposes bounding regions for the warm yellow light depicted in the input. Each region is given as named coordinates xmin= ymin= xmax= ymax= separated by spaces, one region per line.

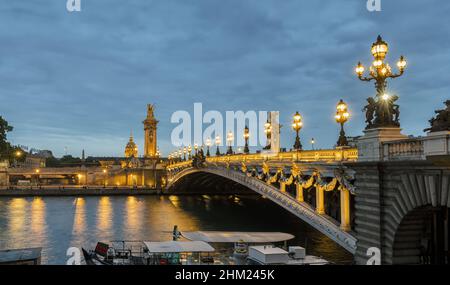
xmin=373 ymin=60 xmax=383 ymax=67
xmin=355 ymin=62 xmax=365 ymax=75
xmin=206 ymin=138 xmax=211 ymax=146
xmin=397 ymin=55 xmax=407 ymax=70
xmin=215 ymin=135 xmax=221 ymax=145
xmin=227 ymin=131 xmax=234 ymax=142
xmin=382 ymin=93 xmax=390 ymax=100
xmin=16 ymin=151 xmax=22 ymax=157
xmin=103 ymin=169 xmax=107 ymax=173
xmin=371 ymin=36 xmax=388 ymax=60
xmin=335 ymin=99 xmax=350 ymax=124
xmin=35 ymin=169 xmax=40 ymax=174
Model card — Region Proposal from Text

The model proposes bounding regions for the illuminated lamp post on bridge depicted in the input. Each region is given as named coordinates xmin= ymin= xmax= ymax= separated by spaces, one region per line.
xmin=335 ymin=99 xmax=350 ymax=147
xmin=243 ymin=126 xmax=250 ymax=154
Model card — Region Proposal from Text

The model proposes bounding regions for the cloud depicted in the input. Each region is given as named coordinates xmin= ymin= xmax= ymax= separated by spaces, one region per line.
xmin=0 ymin=0 xmax=449 ymax=156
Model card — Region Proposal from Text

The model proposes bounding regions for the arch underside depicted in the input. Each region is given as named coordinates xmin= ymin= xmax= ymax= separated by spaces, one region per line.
xmin=378 ymin=170 xmax=450 ymax=264
xmin=167 ymin=167 xmax=357 ymax=253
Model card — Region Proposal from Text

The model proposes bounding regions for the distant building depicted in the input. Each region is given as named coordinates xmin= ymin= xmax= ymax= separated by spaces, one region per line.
xmin=124 ymin=132 xmax=138 ymax=158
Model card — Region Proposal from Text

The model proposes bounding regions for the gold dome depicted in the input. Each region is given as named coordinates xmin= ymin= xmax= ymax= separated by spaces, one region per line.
xmin=125 ymin=132 xmax=138 ymax=158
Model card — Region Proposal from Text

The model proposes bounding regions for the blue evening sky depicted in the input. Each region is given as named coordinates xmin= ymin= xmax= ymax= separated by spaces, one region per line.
xmin=1 ymin=1 xmax=449 ymax=157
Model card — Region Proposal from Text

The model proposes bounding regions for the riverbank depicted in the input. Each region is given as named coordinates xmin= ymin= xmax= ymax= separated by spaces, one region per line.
xmin=0 ymin=187 xmax=160 ymax=196
xmin=0 ymin=187 xmax=256 ymax=197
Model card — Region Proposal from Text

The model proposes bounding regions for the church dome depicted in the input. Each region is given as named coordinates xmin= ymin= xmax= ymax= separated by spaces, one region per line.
xmin=125 ymin=133 xmax=138 ymax=158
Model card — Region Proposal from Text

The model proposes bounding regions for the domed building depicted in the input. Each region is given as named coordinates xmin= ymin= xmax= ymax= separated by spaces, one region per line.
xmin=124 ymin=132 xmax=138 ymax=158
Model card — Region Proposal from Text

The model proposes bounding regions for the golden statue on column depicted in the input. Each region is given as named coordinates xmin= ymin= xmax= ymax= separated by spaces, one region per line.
xmin=143 ymin=104 xmax=159 ymax=158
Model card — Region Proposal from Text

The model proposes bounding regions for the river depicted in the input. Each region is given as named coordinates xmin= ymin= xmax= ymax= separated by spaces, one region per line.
xmin=0 ymin=195 xmax=352 ymax=264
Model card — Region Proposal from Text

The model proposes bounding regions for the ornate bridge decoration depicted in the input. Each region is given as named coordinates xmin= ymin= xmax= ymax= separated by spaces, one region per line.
xmin=166 ymin=151 xmax=358 ymax=253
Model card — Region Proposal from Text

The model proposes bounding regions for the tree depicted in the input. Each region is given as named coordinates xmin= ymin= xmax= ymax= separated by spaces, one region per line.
xmin=0 ymin=115 xmax=13 ymax=157
xmin=0 ymin=115 xmax=26 ymax=163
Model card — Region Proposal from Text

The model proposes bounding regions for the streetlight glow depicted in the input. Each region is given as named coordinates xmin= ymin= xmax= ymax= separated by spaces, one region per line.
xmin=335 ymin=99 xmax=350 ymax=147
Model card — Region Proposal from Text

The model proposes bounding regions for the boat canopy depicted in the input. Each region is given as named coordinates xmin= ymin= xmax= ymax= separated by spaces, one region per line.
xmin=182 ymin=231 xmax=295 ymax=243
xmin=143 ymin=241 xmax=215 ymax=253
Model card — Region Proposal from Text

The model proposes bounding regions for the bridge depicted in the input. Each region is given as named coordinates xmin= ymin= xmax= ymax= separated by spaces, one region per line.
xmin=166 ymin=138 xmax=450 ymax=264
xmin=167 ymin=149 xmax=358 ymax=253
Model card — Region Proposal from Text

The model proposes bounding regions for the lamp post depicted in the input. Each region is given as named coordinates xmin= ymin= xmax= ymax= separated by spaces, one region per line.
xmin=35 ymin=169 xmax=40 ymax=187
xmin=292 ymin=111 xmax=303 ymax=150
xmin=103 ymin=169 xmax=108 ymax=188
xmin=183 ymin=147 xmax=187 ymax=161
xmin=335 ymin=99 xmax=350 ymax=147
xmin=188 ymin=145 xmax=192 ymax=160
xmin=194 ymin=143 xmax=198 ymax=155
xmin=356 ymin=35 xmax=407 ymax=128
xmin=311 ymin=138 xmax=315 ymax=150
xmin=13 ymin=150 xmax=22 ymax=167
xmin=215 ymin=135 xmax=221 ymax=156
xmin=226 ymin=131 xmax=234 ymax=155
xmin=243 ymin=126 xmax=250 ymax=154
xmin=205 ymin=138 xmax=211 ymax=157
xmin=263 ymin=119 xmax=272 ymax=150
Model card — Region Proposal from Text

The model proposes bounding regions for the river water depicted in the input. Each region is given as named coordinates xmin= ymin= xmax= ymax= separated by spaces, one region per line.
xmin=0 ymin=195 xmax=352 ymax=264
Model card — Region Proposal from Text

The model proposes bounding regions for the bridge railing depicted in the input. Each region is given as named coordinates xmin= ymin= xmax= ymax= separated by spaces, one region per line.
xmin=382 ymin=138 xmax=425 ymax=161
xmin=203 ymin=148 xmax=358 ymax=164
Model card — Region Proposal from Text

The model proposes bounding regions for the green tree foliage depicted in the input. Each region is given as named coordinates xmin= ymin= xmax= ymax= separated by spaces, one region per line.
xmin=0 ymin=115 xmax=13 ymax=156
xmin=0 ymin=115 xmax=26 ymax=163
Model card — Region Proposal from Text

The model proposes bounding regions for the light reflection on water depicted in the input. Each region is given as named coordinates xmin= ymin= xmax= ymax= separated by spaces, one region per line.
xmin=0 ymin=195 xmax=352 ymax=264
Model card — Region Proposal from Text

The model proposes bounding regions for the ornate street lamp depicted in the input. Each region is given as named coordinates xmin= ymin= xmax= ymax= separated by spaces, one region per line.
xmin=263 ymin=119 xmax=272 ymax=150
xmin=188 ymin=145 xmax=192 ymax=159
xmin=194 ymin=143 xmax=198 ymax=155
xmin=311 ymin=138 xmax=315 ymax=150
xmin=205 ymin=138 xmax=211 ymax=157
xmin=292 ymin=111 xmax=303 ymax=150
xmin=226 ymin=131 xmax=234 ymax=155
xmin=183 ymin=147 xmax=187 ymax=161
xmin=355 ymin=35 xmax=407 ymax=129
xmin=243 ymin=126 xmax=250 ymax=154
xmin=335 ymin=99 xmax=350 ymax=147
xmin=215 ymin=135 xmax=221 ymax=156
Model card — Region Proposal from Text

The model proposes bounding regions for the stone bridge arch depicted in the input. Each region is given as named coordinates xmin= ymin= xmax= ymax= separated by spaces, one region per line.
xmin=166 ymin=166 xmax=357 ymax=253
xmin=351 ymin=161 xmax=450 ymax=264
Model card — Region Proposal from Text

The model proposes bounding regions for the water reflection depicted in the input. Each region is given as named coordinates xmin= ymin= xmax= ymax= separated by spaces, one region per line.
xmin=124 ymin=196 xmax=142 ymax=238
xmin=30 ymin=197 xmax=47 ymax=245
xmin=0 ymin=195 xmax=352 ymax=264
xmin=72 ymin=198 xmax=86 ymax=236
xmin=96 ymin=197 xmax=113 ymax=238
xmin=7 ymin=198 xmax=28 ymax=249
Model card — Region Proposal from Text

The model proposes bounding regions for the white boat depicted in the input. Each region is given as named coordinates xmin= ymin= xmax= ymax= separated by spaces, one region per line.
xmin=181 ymin=230 xmax=329 ymax=265
xmin=247 ymin=245 xmax=329 ymax=265
xmin=82 ymin=240 xmax=216 ymax=265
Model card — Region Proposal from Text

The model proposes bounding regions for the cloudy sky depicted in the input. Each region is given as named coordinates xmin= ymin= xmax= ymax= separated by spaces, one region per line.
xmin=1 ymin=0 xmax=449 ymax=157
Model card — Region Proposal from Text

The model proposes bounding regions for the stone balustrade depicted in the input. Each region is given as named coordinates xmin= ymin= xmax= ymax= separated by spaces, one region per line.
xmin=382 ymin=138 xmax=425 ymax=161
